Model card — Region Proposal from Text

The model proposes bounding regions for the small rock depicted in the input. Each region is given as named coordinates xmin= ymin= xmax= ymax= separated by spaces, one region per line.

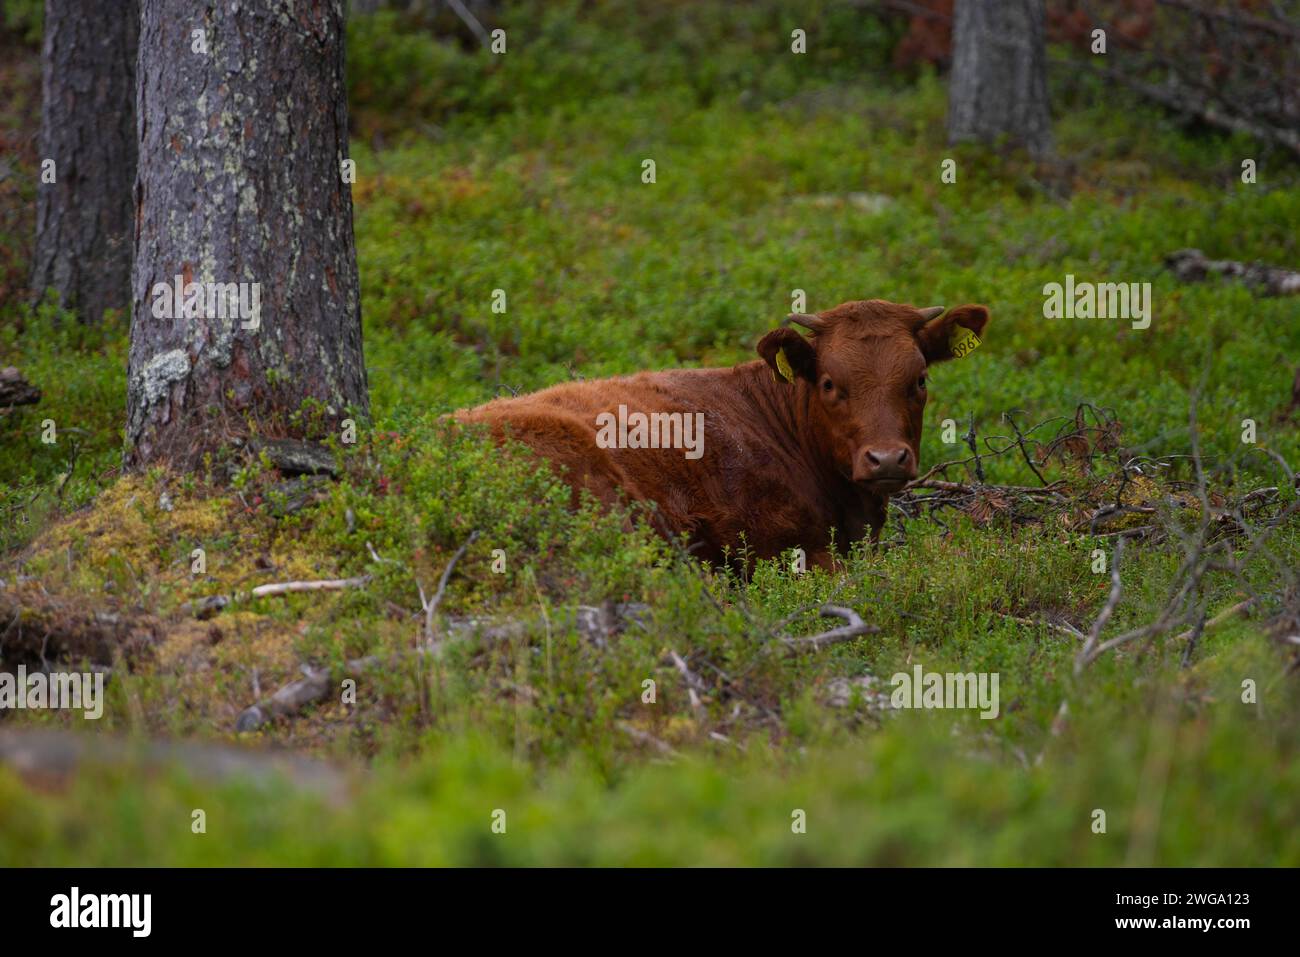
xmin=267 ymin=475 xmax=332 ymax=517
xmin=250 ymin=438 xmax=337 ymax=477
xmin=825 ymin=674 xmax=891 ymax=710
xmin=235 ymin=705 xmax=267 ymax=733
xmin=182 ymin=594 xmax=230 ymax=619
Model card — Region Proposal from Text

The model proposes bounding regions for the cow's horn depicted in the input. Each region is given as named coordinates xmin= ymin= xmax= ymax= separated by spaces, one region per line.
xmin=785 ymin=313 xmax=826 ymax=332
xmin=918 ymin=306 xmax=945 ymax=321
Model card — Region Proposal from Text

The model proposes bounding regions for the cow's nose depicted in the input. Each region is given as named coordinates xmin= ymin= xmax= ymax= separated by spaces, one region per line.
xmin=865 ymin=447 xmax=911 ymax=470
xmin=855 ymin=446 xmax=915 ymax=483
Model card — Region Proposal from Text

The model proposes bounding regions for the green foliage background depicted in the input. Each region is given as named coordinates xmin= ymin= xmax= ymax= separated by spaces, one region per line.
xmin=1 ymin=1 xmax=1298 ymax=865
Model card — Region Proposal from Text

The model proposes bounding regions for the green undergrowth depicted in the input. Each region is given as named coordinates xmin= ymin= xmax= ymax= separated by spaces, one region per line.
xmin=2 ymin=1 xmax=1299 ymax=865
xmin=6 ymin=688 xmax=1298 ymax=866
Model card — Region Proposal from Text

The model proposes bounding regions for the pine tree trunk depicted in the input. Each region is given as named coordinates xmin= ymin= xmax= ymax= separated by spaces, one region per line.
xmin=31 ymin=0 xmax=138 ymax=323
xmin=947 ymin=0 xmax=1052 ymax=157
xmin=126 ymin=0 xmax=368 ymax=471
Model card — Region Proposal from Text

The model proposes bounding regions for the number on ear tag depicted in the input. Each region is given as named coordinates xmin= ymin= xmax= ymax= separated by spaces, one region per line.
xmin=950 ymin=326 xmax=981 ymax=359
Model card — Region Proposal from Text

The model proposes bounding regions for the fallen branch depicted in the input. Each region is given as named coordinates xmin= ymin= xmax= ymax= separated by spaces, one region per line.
xmin=1074 ymin=57 xmax=1300 ymax=159
xmin=995 ymin=611 xmax=1086 ymax=641
xmin=1088 ymin=503 xmax=1157 ymax=534
xmin=1173 ymin=598 xmax=1255 ymax=643
xmin=236 ymin=656 xmax=380 ymax=732
xmin=1004 ymin=410 xmax=1051 ymax=487
xmin=781 ymin=604 xmax=879 ymax=653
xmin=1166 ymin=249 xmax=1300 ymax=297
xmin=616 ymin=721 xmax=677 ymax=757
xmin=1076 ymin=536 xmax=1128 ymax=675
xmin=1156 ymin=0 xmax=1300 ymax=41
xmin=1092 ymin=524 xmax=1162 ymax=541
xmin=1074 ymin=393 xmax=1222 ymax=675
xmin=233 ymin=602 xmax=651 ymax=730
xmin=422 ymin=530 xmax=479 ymax=645
xmin=908 ymin=479 xmax=1067 ymax=497
xmin=250 ymin=575 xmax=371 ymax=598
xmin=1034 ymin=699 xmax=1071 ymax=767
xmin=668 ymin=649 xmax=707 ymax=713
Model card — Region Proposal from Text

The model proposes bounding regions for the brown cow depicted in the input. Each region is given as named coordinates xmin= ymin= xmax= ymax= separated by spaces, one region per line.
xmin=457 ymin=299 xmax=990 ymax=570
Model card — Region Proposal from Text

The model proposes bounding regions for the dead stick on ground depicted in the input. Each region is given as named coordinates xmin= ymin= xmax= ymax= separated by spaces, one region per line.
xmin=668 ymin=649 xmax=707 ymax=713
xmin=1076 ymin=536 xmax=1126 ymax=676
xmin=1173 ymin=599 xmax=1255 ymax=643
xmin=1167 ymin=248 xmax=1300 ymax=296
xmin=616 ymin=721 xmax=677 ymax=757
xmin=234 ymin=602 xmax=642 ymax=731
xmin=423 ymin=530 xmax=480 ymax=645
xmin=1004 ymin=410 xmax=1051 ymax=486
xmin=910 ymin=479 xmax=1066 ymax=497
xmin=236 ymin=655 xmax=381 ymax=732
xmin=781 ymin=604 xmax=879 ymax=653
xmin=250 ymin=576 xmax=371 ymax=598
xmin=995 ymin=612 xmax=1086 ymax=641
xmin=1034 ymin=699 xmax=1072 ymax=767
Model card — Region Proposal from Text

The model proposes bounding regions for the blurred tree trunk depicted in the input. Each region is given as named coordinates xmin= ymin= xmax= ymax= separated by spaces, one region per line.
xmin=31 ymin=0 xmax=138 ymax=323
xmin=126 ymin=0 xmax=368 ymax=471
xmin=947 ymin=0 xmax=1052 ymax=157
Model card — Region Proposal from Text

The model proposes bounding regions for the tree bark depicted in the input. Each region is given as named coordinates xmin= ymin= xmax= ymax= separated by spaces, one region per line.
xmin=947 ymin=0 xmax=1052 ymax=157
xmin=126 ymin=0 xmax=368 ymax=471
xmin=30 ymin=0 xmax=138 ymax=323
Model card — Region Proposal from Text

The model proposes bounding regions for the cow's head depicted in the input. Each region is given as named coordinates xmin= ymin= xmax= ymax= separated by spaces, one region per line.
xmin=757 ymin=299 xmax=990 ymax=494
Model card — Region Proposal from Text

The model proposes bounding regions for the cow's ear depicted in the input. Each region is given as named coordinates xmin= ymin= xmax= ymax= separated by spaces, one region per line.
xmin=757 ymin=327 xmax=817 ymax=383
xmin=915 ymin=304 xmax=990 ymax=364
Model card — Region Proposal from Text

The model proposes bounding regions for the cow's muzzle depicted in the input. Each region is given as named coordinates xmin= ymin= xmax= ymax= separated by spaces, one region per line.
xmin=853 ymin=446 xmax=916 ymax=490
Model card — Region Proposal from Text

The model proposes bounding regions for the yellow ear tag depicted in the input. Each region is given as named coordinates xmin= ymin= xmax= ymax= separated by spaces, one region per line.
xmin=774 ymin=347 xmax=795 ymax=383
xmin=950 ymin=326 xmax=981 ymax=359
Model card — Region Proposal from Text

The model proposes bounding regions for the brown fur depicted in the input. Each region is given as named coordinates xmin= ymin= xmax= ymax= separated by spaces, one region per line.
xmin=457 ymin=300 xmax=989 ymax=570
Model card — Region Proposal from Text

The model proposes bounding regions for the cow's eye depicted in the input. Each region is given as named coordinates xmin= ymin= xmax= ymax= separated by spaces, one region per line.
xmin=820 ymin=376 xmax=835 ymax=395
xmin=916 ymin=374 xmax=928 ymax=392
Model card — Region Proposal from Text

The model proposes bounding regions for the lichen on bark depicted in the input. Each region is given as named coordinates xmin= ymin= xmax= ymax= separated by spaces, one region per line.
xmin=126 ymin=0 xmax=368 ymax=470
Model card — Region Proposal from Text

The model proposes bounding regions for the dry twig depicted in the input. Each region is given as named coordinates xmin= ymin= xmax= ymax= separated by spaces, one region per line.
xmin=421 ymin=530 xmax=479 ymax=646
xmin=250 ymin=576 xmax=371 ymax=598
xmin=780 ymin=604 xmax=879 ymax=653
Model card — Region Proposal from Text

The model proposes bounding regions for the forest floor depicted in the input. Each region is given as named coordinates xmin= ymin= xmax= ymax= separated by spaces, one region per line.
xmin=2 ymin=3 xmax=1300 ymax=864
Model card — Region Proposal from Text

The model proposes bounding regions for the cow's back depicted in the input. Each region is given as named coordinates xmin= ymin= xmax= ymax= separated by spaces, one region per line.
xmin=456 ymin=366 xmax=819 ymax=561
